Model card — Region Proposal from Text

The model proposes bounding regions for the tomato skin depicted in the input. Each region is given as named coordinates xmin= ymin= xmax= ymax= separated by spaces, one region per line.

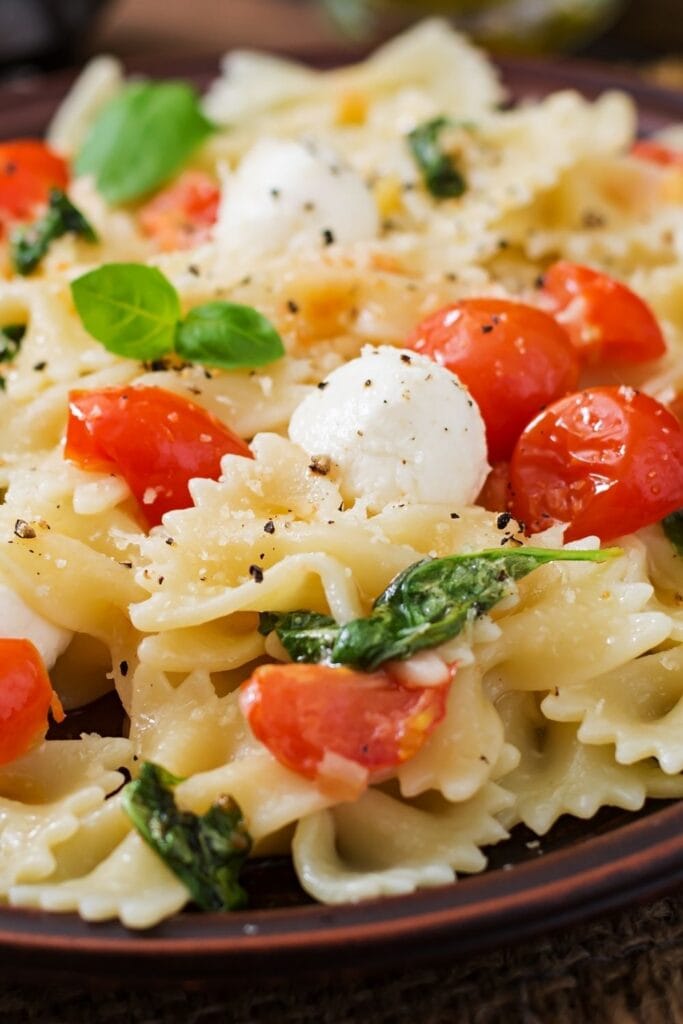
xmin=239 ymin=662 xmax=450 ymax=783
xmin=0 ymin=638 xmax=63 ymax=765
xmin=510 ymin=386 xmax=683 ymax=542
xmin=65 ymin=385 xmax=253 ymax=527
xmin=541 ymin=262 xmax=666 ymax=365
xmin=138 ymin=171 xmax=220 ymax=252
xmin=0 ymin=140 xmax=69 ymax=226
xmin=477 ymin=461 xmax=512 ymax=514
xmin=406 ymin=299 xmax=580 ymax=461
xmin=631 ymin=141 xmax=683 ymax=168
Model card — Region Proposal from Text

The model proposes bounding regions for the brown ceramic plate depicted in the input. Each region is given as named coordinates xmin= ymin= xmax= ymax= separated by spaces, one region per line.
xmin=0 ymin=54 xmax=682 ymax=983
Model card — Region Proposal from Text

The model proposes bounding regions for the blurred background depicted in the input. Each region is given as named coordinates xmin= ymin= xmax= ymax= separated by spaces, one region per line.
xmin=0 ymin=0 xmax=681 ymax=82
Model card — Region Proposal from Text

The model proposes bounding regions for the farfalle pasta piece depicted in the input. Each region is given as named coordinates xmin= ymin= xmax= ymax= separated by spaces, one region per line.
xmin=542 ymin=644 xmax=683 ymax=775
xmin=10 ymin=830 xmax=187 ymax=929
xmin=396 ymin=664 xmax=508 ymax=802
xmin=0 ymin=736 xmax=132 ymax=890
xmin=497 ymin=691 xmax=683 ymax=834
xmin=129 ymin=666 xmax=248 ymax=778
xmin=292 ymin=781 xmax=512 ymax=904
xmin=482 ymin=548 xmax=672 ymax=690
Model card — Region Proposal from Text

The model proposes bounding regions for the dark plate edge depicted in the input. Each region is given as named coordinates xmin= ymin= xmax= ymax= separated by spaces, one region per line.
xmin=1 ymin=799 xmax=682 ymax=978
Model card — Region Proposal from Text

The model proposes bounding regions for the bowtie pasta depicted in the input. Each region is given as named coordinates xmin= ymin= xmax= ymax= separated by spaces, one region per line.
xmin=1 ymin=20 xmax=683 ymax=929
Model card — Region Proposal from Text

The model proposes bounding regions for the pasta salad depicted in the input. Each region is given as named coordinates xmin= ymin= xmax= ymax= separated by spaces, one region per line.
xmin=0 ymin=21 xmax=682 ymax=928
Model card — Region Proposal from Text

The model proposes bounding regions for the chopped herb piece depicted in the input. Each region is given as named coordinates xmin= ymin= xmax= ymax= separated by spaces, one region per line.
xmin=663 ymin=510 xmax=683 ymax=555
xmin=0 ymin=323 xmax=25 ymax=363
xmin=260 ymin=546 xmax=621 ymax=671
xmin=76 ymin=81 xmax=214 ymax=204
xmin=407 ymin=117 xmax=466 ymax=199
xmin=122 ymin=762 xmax=251 ymax=911
xmin=11 ymin=189 xmax=97 ymax=276
xmin=258 ymin=610 xmax=340 ymax=663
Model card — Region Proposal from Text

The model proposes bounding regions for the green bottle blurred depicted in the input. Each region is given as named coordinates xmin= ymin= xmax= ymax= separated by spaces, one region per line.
xmin=322 ymin=0 xmax=626 ymax=54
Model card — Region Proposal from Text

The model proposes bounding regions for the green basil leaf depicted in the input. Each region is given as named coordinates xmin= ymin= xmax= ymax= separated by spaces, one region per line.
xmin=11 ymin=189 xmax=97 ymax=276
xmin=0 ymin=323 xmax=25 ymax=363
xmin=262 ymin=546 xmax=622 ymax=670
xmin=175 ymin=301 xmax=285 ymax=370
xmin=408 ymin=117 xmax=467 ymax=199
xmin=76 ymin=81 xmax=214 ymax=204
xmin=258 ymin=610 xmax=339 ymax=663
xmin=122 ymin=762 xmax=251 ymax=911
xmin=71 ymin=262 xmax=181 ymax=360
xmin=662 ymin=510 xmax=683 ymax=556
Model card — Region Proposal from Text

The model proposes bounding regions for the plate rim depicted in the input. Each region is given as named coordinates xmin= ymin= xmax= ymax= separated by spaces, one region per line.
xmin=1 ymin=800 xmax=683 ymax=977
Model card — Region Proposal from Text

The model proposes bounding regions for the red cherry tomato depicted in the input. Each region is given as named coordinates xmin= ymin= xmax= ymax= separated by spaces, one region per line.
xmin=0 ymin=140 xmax=69 ymax=227
xmin=541 ymin=262 xmax=666 ymax=365
xmin=65 ymin=385 xmax=252 ymax=527
xmin=510 ymin=386 xmax=683 ymax=541
xmin=406 ymin=299 xmax=580 ymax=461
xmin=631 ymin=140 xmax=683 ymax=168
xmin=138 ymin=171 xmax=220 ymax=252
xmin=239 ymin=662 xmax=450 ymax=784
xmin=0 ymin=638 xmax=64 ymax=766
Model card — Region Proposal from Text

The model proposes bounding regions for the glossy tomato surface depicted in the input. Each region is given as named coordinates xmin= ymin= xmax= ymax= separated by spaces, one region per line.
xmin=240 ymin=662 xmax=450 ymax=783
xmin=510 ymin=386 xmax=683 ymax=541
xmin=407 ymin=298 xmax=580 ymax=461
xmin=0 ymin=638 xmax=62 ymax=765
xmin=0 ymin=140 xmax=68 ymax=225
xmin=65 ymin=385 xmax=252 ymax=527
xmin=631 ymin=140 xmax=683 ymax=168
xmin=139 ymin=171 xmax=220 ymax=251
xmin=541 ymin=262 xmax=666 ymax=365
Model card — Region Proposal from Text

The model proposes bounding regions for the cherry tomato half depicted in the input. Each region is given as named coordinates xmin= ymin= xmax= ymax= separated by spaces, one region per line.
xmin=541 ymin=262 xmax=666 ymax=366
xmin=0 ymin=638 xmax=64 ymax=766
xmin=0 ymin=140 xmax=69 ymax=226
xmin=406 ymin=299 xmax=580 ymax=461
xmin=138 ymin=171 xmax=220 ymax=252
xmin=65 ymin=385 xmax=252 ymax=527
xmin=510 ymin=386 xmax=683 ymax=541
xmin=239 ymin=662 xmax=450 ymax=785
xmin=631 ymin=140 xmax=683 ymax=169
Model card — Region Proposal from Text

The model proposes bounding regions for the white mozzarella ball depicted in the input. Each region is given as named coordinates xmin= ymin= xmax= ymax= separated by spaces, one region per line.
xmin=288 ymin=345 xmax=489 ymax=513
xmin=0 ymin=584 xmax=73 ymax=669
xmin=215 ymin=137 xmax=379 ymax=262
